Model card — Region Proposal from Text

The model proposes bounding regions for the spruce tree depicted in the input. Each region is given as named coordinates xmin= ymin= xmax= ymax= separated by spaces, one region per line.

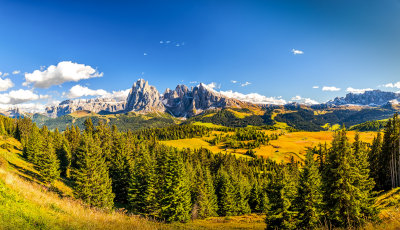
xmin=109 ymin=134 xmax=132 ymax=204
xmin=36 ymin=139 xmax=60 ymax=186
xmin=265 ymin=168 xmax=296 ymax=230
xmin=73 ymin=133 xmax=115 ymax=209
xmin=295 ymin=150 xmax=323 ymax=229
xmin=23 ymin=125 xmax=42 ymax=164
xmin=323 ymin=129 xmax=376 ymax=228
xmin=128 ymin=146 xmax=158 ymax=216
xmin=249 ymin=177 xmax=270 ymax=213
xmin=352 ymin=133 xmax=378 ymax=224
xmin=0 ymin=120 xmax=6 ymax=135
xmin=193 ymin=166 xmax=218 ymax=218
xmin=216 ymin=167 xmax=237 ymax=216
xmin=58 ymin=138 xmax=72 ymax=178
xmin=157 ymin=148 xmax=191 ymax=222
xmin=369 ymin=132 xmax=382 ymax=189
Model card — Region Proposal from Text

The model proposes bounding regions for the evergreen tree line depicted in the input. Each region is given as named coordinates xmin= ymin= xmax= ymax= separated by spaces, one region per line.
xmin=1 ymin=115 xmax=383 ymax=228
xmin=369 ymin=114 xmax=400 ymax=190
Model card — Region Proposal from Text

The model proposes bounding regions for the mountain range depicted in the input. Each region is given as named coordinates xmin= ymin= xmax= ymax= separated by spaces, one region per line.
xmin=39 ymin=79 xmax=400 ymax=119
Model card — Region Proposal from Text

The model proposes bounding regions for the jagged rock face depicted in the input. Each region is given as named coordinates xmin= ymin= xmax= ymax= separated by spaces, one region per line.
xmin=163 ymin=83 xmax=241 ymax=117
xmin=0 ymin=108 xmax=22 ymax=118
xmin=329 ymin=90 xmax=400 ymax=106
xmin=46 ymin=98 xmax=125 ymax=118
xmin=125 ymin=79 xmax=165 ymax=113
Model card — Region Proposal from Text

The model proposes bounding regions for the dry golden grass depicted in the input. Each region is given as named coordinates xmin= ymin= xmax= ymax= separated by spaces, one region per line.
xmin=173 ymin=214 xmax=266 ymax=229
xmin=161 ymin=131 xmax=378 ymax=163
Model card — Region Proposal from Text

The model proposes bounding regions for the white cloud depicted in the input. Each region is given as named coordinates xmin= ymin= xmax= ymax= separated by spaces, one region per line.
xmin=189 ymin=81 xmax=198 ymax=84
xmin=24 ymin=61 xmax=103 ymax=88
xmin=220 ymin=90 xmax=286 ymax=105
xmin=241 ymin=81 xmax=251 ymax=87
xmin=292 ymin=49 xmax=304 ymax=55
xmin=322 ymin=86 xmax=341 ymax=91
xmin=312 ymin=86 xmax=319 ymax=89
xmin=231 ymin=80 xmax=238 ymax=84
xmin=383 ymin=82 xmax=400 ymax=88
xmin=346 ymin=87 xmax=373 ymax=94
xmin=0 ymin=89 xmax=44 ymax=104
xmin=3 ymin=73 xmax=9 ymax=77
xmin=109 ymin=89 xmax=130 ymax=101
xmin=0 ymin=78 xmax=14 ymax=91
xmin=143 ymin=53 xmax=148 ymax=56
xmin=12 ymin=70 xmax=20 ymax=75
xmin=65 ymin=85 xmax=109 ymax=99
xmin=0 ymin=72 xmax=2 ymax=76
xmin=203 ymin=82 xmax=220 ymax=90
xmin=290 ymin=95 xmax=319 ymax=105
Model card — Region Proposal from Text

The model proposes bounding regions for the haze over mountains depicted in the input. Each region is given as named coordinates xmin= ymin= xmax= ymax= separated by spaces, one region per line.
xmin=35 ymin=79 xmax=400 ymax=118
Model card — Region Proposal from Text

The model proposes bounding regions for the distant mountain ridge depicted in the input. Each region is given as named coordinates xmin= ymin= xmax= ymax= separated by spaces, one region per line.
xmin=328 ymin=90 xmax=400 ymax=106
xmin=42 ymin=80 xmax=400 ymax=118
xmin=45 ymin=79 xmax=245 ymax=118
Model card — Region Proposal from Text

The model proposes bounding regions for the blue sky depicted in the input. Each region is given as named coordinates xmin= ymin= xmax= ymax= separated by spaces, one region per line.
xmin=0 ymin=0 xmax=400 ymax=111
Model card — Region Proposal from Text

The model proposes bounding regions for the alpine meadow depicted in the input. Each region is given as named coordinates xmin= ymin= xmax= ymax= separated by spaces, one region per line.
xmin=1 ymin=0 xmax=400 ymax=229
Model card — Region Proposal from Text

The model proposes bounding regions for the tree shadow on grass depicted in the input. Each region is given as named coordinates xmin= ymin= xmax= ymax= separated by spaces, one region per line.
xmin=8 ymin=161 xmax=43 ymax=183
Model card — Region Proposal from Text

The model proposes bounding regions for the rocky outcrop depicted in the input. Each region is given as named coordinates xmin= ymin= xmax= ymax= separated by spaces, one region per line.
xmin=125 ymin=79 xmax=165 ymax=113
xmin=46 ymin=98 xmax=125 ymax=118
xmin=163 ymin=83 xmax=242 ymax=117
xmin=328 ymin=90 xmax=400 ymax=106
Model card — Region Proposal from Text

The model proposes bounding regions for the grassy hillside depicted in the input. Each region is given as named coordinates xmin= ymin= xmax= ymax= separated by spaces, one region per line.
xmin=0 ymin=135 xmax=267 ymax=229
xmin=3 ymin=134 xmax=400 ymax=229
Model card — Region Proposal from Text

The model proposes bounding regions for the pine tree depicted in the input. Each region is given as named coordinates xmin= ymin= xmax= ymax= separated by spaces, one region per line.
xmin=369 ymin=132 xmax=382 ymax=189
xmin=23 ymin=125 xmax=42 ymax=164
xmin=265 ymin=168 xmax=296 ymax=230
xmin=128 ymin=146 xmax=158 ymax=216
xmin=323 ymin=129 xmax=376 ymax=228
xmin=36 ymin=139 xmax=60 ymax=186
xmin=83 ymin=118 xmax=94 ymax=135
xmin=352 ymin=133 xmax=378 ymax=224
xmin=58 ymin=138 xmax=72 ymax=178
xmin=295 ymin=150 xmax=323 ymax=229
xmin=216 ymin=167 xmax=237 ymax=216
xmin=73 ymin=133 xmax=115 ymax=209
xmin=109 ymin=134 xmax=132 ymax=204
xmin=157 ymin=148 xmax=192 ymax=222
xmin=249 ymin=177 xmax=270 ymax=213
xmin=193 ymin=166 xmax=218 ymax=219
xmin=0 ymin=120 xmax=6 ymax=135
xmin=234 ymin=173 xmax=251 ymax=215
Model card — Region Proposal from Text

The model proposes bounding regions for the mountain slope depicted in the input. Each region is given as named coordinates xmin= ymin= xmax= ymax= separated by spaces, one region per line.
xmin=0 ymin=136 xmax=157 ymax=230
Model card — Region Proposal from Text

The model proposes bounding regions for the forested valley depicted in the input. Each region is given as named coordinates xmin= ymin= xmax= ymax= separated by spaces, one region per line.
xmin=1 ymin=113 xmax=400 ymax=229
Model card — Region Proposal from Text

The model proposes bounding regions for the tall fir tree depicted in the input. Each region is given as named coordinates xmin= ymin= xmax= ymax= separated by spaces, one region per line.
xmin=192 ymin=166 xmax=218 ymax=219
xmin=369 ymin=132 xmax=382 ymax=189
xmin=323 ymin=129 xmax=376 ymax=228
xmin=265 ymin=168 xmax=296 ymax=230
xmin=23 ymin=124 xmax=42 ymax=164
xmin=128 ymin=146 xmax=158 ymax=216
xmin=73 ymin=133 xmax=115 ymax=209
xmin=216 ymin=167 xmax=237 ymax=216
xmin=58 ymin=138 xmax=72 ymax=178
xmin=157 ymin=148 xmax=192 ymax=222
xmin=295 ymin=150 xmax=323 ymax=229
xmin=0 ymin=120 xmax=6 ymax=135
xmin=36 ymin=138 xmax=60 ymax=186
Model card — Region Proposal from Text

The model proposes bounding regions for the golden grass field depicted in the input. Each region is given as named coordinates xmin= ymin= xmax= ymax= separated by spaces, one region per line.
xmin=161 ymin=130 xmax=377 ymax=163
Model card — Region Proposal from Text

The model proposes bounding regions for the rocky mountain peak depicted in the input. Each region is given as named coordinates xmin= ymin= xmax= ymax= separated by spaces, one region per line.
xmin=329 ymin=90 xmax=400 ymax=106
xmin=125 ymin=79 xmax=165 ymax=113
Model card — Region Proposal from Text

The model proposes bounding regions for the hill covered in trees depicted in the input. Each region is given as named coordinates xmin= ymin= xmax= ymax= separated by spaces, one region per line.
xmin=3 ymin=113 xmax=400 ymax=229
